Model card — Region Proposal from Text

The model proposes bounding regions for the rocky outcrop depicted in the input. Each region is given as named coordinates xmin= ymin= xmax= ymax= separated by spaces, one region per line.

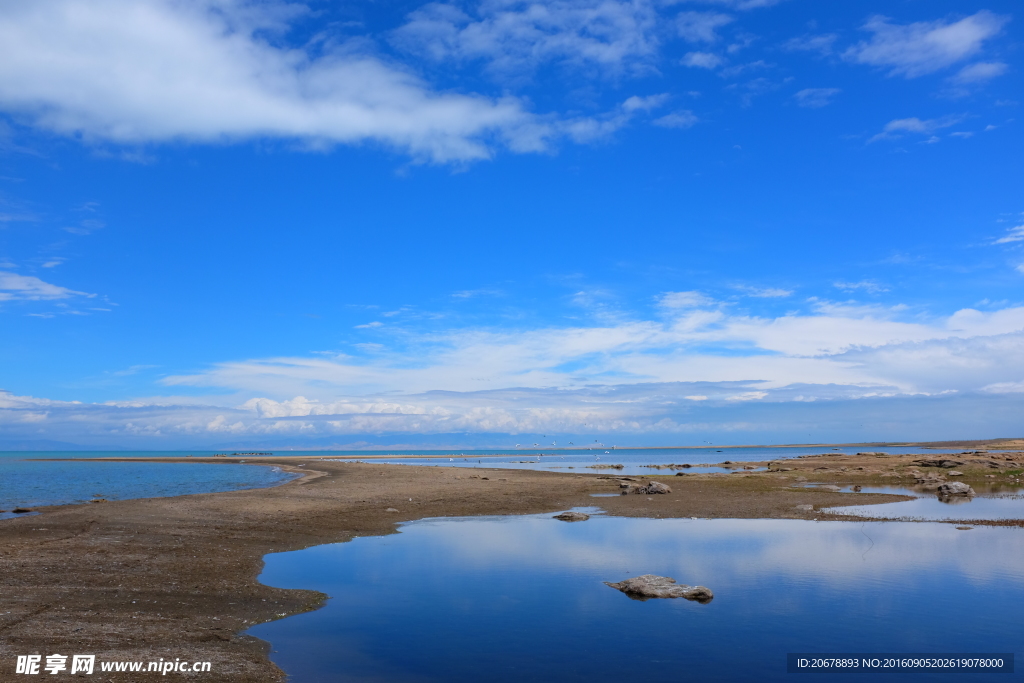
xmin=913 ymin=459 xmax=964 ymax=468
xmin=605 ymin=575 xmax=713 ymax=603
xmin=553 ymin=511 xmax=590 ymax=522
xmin=620 ymin=481 xmax=672 ymax=495
xmin=937 ymin=482 xmax=975 ymax=497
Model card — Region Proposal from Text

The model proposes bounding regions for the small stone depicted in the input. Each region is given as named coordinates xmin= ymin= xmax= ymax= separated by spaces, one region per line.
xmin=947 ymin=471 xmax=963 ymax=476
xmin=604 ymin=575 xmax=713 ymax=603
xmin=553 ymin=511 xmax=590 ymax=522
xmin=385 ymin=508 xmax=400 ymax=512
xmin=12 ymin=508 xmax=32 ymax=514
xmin=955 ymin=526 xmax=973 ymax=531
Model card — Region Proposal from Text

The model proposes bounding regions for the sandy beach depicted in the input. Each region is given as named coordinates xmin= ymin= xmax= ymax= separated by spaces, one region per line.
xmin=2 ymin=445 xmax=1022 ymax=681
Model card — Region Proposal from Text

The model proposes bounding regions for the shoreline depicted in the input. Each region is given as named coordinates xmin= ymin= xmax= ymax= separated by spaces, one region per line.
xmin=9 ymin=436 xmax=1024 ymax=460
xmin=2 ymin=450 xmax=1022 ymax=681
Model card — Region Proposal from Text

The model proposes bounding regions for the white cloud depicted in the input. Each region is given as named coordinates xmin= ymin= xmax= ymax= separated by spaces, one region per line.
xmin=0 ymin=271 xmax=91 ymax=301
xmin=782 ymin=33 xmax=836 ymax=56
xmin=658 ymin=290 xmax=714 ymax=308
xmin=681 ymin=51 xmax=723 ymax=68
xmin=793 ymin=87 xmax=840 ymax=108
xmin=833 ymin=281 xmax=888 ymax=294
xmin=0 ymin=0 xmax=559 ymax=163
xmin=355 ymin=321 xmax=384 ymax=329
xmin=621 ymin=93 xmax=670 ymax=112
xmin=843 ymin=11 xmax=1009 ymax=78
xmin=672 ymin=0 xmax=782 ymax=10
xmin=739 ymin=286 xmax=792 ymax=298
xmin=949 ymin=61 xmax=1008 ymax=85
xmin=676 ymin=11 xmax=733 ymax=43
xmin=652 ymin=110 xmax=698 ymax=128
xmin=7 ymin=300 xmax=1024 ymax=443
xmin=868 ymin=115 xmax=965 ymax=143
xmin=391 ymin=0 xmax=661 ymax=78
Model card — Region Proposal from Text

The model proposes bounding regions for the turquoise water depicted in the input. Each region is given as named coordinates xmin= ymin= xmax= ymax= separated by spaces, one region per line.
xmin=249 ymin=513 xmax=1023 ymax=682
xmin=0 ymin=459 xmax=299 ymax=517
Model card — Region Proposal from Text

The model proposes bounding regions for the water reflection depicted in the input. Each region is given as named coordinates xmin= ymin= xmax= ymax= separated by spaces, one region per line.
xmin=250 ymin=514 xmax=1023 ymax=682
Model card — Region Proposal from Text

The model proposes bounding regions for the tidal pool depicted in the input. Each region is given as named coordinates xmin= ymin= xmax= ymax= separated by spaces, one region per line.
xmin=249 ymin=512 xmax=1022 ymax=682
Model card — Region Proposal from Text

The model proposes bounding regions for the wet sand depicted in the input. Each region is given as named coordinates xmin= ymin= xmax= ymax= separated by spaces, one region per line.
xmin=2 ymin=448 xmax=1022 ymax=682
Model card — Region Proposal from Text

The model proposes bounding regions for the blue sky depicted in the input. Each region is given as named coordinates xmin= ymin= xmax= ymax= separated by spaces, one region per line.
xmin=0 ymin=0 xmax=1022 ymax=449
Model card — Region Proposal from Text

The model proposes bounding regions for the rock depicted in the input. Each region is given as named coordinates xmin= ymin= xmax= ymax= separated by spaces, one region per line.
xmin=795 ymin=504 xmax=814 ymax=511
xmin=913 ymin=459 xmax=964 ymax=468
xmin=588 ymin=464 xmax=625 ymax=470
xmin=852 ymin=485 xmax=862 ymax=492
xmin=385 ymin=507 xmax=400 ymax=512
xmin=620 ymin=480 xmax=671 ymax=494
xmin=937 ymin=482 xmax=975 ymax=497
xmin=604 ymin=575 xmax=713 ymax=603
xmin=955 ymin=526 xmax=973 ymax=531
xmin=553 ymin=511 xmax=590 ymax=522
xmin=947 ymin=471 xmax=963 ymax=476
xmin=12 ymin=508 xmax=33 ymax=514
xmin=674 ymin=472 xmax=686 ymax=476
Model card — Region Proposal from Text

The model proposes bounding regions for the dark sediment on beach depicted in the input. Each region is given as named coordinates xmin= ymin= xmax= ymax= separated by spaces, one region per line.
xmin=1 ymin=449 xmax=1022 ymax=682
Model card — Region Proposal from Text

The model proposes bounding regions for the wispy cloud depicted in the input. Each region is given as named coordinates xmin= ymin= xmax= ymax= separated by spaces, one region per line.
xmin=793 ymin=88 xmax=840 ymax=108
xmin=0 ymin=271 xmax=91 ymax=301
xmin=995 ymin=225 xmax=1024 ymax=244
xmin=868 ymin=114 xmax=966 ymax=143
xmin=681 ymin=51 xmax=723 ymax=69
xmin=843 ymin=11 xmax=1009 ymax=78
xmin=782 ymin=33 xmax=836 ymax=56
xmin=949 ymin=61 xmax=1008 ymax=85
xmin=653 ymin=110 xmax=698 ymax=128
xmin=833 ymin=280 xmax=889 ymax=294
xmin=676 ymin=11 xmax=733 ymax=43
xmin=391 ymin=0 xmax=661 ymax=78
xmin=738 ymin=286 xmax=792 ymax=298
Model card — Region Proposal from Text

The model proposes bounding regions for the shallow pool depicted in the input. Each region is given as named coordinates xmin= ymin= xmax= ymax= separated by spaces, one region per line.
xmin=249 ymin=512 xmax=1022 ymax=682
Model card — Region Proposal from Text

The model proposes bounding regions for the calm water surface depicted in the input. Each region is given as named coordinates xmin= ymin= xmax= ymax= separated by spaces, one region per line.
xmin=0 ymin=459 xmax=299 ymax=517
xmin=824 ymin=483 xmax=1024 ymax=521
xmin=249 ymin=512 xmax=1022 ymax=682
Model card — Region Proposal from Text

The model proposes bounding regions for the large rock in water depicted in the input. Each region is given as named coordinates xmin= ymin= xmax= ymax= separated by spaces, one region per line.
xmin=937 ymin=482 xmax=975 ymax=497
xmin=604 ymin=575 xmax=713 ymax=603
xmin=553 ymin=511 xmax=590 ymax=522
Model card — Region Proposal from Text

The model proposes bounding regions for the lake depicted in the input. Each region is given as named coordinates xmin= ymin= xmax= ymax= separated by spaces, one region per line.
xmin=249 ymin=512 xmax=1022 ymax=682
xmin=0 ymin=458 xmax=299 ymax=517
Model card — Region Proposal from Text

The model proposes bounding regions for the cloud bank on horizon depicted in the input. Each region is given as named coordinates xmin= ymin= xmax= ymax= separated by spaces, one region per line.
xmin=0 ymin=0 xmax=1021 ymax=448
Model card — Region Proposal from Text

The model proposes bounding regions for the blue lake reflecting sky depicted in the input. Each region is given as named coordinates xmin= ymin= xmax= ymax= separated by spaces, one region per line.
xmin=0 ymin=459 xmax=297 ymax=514
xmin=250 ymin=513 xmax=1023 ymax=682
